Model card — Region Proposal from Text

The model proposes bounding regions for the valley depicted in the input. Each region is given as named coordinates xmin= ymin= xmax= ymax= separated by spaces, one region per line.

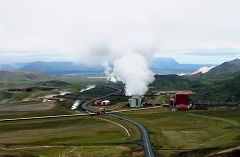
xmin=0 ymin=59 xmax=240 ymax=157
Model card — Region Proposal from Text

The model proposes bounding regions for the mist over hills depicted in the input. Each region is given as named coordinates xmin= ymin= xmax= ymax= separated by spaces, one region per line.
xmin=0 ymin=58 xmax=216 ymax=76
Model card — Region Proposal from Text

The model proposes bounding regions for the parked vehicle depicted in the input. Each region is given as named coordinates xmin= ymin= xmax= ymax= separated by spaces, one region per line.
xmin=96 ymin=108 xmax=106 ymax=115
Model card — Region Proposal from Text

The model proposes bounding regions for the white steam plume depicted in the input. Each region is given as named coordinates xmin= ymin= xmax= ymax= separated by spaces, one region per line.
xmin=77 ymin=36 xmax=157 ymax=96
xmin=103 ymin=62 xmax=117 ymax=83
xmin=112 ymin=52 xmax=155 ymax=96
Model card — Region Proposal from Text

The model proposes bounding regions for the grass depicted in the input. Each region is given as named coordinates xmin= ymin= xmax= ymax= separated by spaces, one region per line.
xmin=102 ymin=115 xmax=141 ymax=140
xmin=121 ymin=108 xmax=240 ymax=157
xmin=0 ymin=98 xmax=74 ymax=119
xmin=61 ymin=76 xmax=106 ymax=90
xmin=0 ymin=145 xmax=144 ymax=157
xmin=0 ymin=90 xmax=32 ymax=102
xmin=0 ymin=116 xmax=139 ymax=146
xmin=0 ymin=114 xmax=142 ymax=156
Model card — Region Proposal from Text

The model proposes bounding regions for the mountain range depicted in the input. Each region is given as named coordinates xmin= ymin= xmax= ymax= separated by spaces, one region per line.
xmin=151 ymin=58 xmax=215 ymax=74
xmin=1 ymin=58 xmax=240 ymax=77
xmin=0 ymin=58 xmax=215 ymax=76
xmin=19 ymin=61 xmax=104 ymax=75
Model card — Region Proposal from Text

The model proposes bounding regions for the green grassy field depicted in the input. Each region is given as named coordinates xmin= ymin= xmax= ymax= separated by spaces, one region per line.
xmin=122 ymin=108 xmax=240 ymax=157
xmin=61 ymin=76 xmax=106 ymax=90
xmin=0 ymin=145 xmax=144 ymax=157
xmin=0 ymin=116 xmax=137 ymax=145
xmin=0 ymin=115 xmax=142 ymax=156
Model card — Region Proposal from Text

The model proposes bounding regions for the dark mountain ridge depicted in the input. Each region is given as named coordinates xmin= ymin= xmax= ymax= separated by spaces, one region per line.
xmin=19 ymin=61 xmax=104 ymax=75
xmin=2 ymin=58 xmax=217 ymax=75
xmin=200 ymin=58 xmax=240 ymax=77
xmin=151 ymin=58 xmax=215 ymax=74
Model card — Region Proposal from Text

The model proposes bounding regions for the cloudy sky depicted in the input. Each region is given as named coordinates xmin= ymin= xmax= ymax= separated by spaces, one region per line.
xmin=0 ymin=0 xmax=240 ymax=64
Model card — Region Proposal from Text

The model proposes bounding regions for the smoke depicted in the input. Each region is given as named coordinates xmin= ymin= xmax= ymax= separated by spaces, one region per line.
xmin=75 ymin=33 xmax=158 ymax=96
xmin=99 ymin=36 xmax=156 ymax=96
xmin=80 ymin=85 xmax=96 ymax=93
xmin=103 ymin=62 xmax=117 ymax=83
xmin=112 ymin=52 xmax=155 ymax=96
xmin=103 ymin=52 xmax=155 ymax=96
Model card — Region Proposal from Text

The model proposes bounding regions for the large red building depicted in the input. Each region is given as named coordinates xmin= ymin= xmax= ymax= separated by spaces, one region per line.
xmin=169 ymin=91 xmax=194 ymax=110
xmin=176 ymin=93 xmax=190 ymax=105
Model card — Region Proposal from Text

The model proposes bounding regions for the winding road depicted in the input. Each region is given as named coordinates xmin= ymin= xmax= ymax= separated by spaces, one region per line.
xmin=109 ymin=113 xmax=155 ymax=157
xmin=81 ymin=85 xmax=156 ymax=157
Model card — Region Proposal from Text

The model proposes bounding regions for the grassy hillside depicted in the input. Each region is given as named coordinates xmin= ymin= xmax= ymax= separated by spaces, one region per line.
xmin=122 ymin=108 xmax=240 ymax=157
xmin=196 ymin=58 xmax=240 ymax=78
xmin=151 ymin=73 xmax=240 ymax=103
xmin=0 ymin=71 xmax=50 ymax=82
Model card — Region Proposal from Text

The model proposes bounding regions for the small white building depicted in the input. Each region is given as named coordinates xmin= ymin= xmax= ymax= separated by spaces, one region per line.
xmin=129 ymin=96 xmax=144 ymax=108
xmin=101 ymin=100 xmax=110 ymax=105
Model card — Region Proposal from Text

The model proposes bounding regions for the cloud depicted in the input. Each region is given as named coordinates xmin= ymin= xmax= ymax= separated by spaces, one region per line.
xmin=167 ymin=49 xmax=240 ymax=57
xmin=0 ymin=0 xmax=240 ymax=64
xmin=170 ymin=49 xmax=240 ymax=57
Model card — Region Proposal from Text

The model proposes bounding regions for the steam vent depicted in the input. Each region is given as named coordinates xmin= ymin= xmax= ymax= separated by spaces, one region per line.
xmin=129 ymin=95 xmax=144 ymax=108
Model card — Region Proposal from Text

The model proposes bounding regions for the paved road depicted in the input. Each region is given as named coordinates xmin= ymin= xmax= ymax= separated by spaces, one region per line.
xmin=109 ymin=114 xmax=155 ymax=157
xmin=81 ymin=85 xmax=156 ymax=157
xmin=0 ymin=106 xmax=161 ymax=122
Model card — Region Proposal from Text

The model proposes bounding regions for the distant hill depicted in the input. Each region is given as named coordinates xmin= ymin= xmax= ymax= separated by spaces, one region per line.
xmin=151 ymin=58 xmax=215 ymax=74
xmin=0 ymin=64 xmax=18 ymax=70
xmin=0 ymin=63 xmax=26 ymax=71
xmin=200 ymin=58 xmax=240 ymax=77
xmin=14 ymin=58 xmax=215 ymax=75
xmin=0 ymin=71 xmax=48 ymax=81
xmin=19 ymin=61 xmax=104 ymax=75
xmin=33 ymin=80 xmax=71 ymax=87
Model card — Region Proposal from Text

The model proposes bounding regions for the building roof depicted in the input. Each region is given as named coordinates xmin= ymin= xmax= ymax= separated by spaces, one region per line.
xmin=102 ymin=100 xmax=110 ymax=103
xmin=131 ymin=95 xmax=143 ymax=99
xmin=176 ymin=91 xmax=195 ymax=95
xmin=159 ymin=90 xmax=195 ymax=95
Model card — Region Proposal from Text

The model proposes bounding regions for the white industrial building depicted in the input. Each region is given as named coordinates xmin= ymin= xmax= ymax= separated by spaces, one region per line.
xmin=101 ymin=100 xmax=110 ymax=105
xmin=129 ymin=96 xmax=144 ymax=108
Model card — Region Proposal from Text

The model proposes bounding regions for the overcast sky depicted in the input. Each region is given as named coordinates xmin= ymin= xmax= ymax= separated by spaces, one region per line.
xmin=0 ymin=0 xmax=240 ymax=64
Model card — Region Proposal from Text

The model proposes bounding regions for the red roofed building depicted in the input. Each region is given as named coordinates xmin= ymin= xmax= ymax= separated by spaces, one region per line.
xmin=94 ymin=100 xmax=102 ymax=105
xmin=168 ymin=91 xmax=194 ymax=111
